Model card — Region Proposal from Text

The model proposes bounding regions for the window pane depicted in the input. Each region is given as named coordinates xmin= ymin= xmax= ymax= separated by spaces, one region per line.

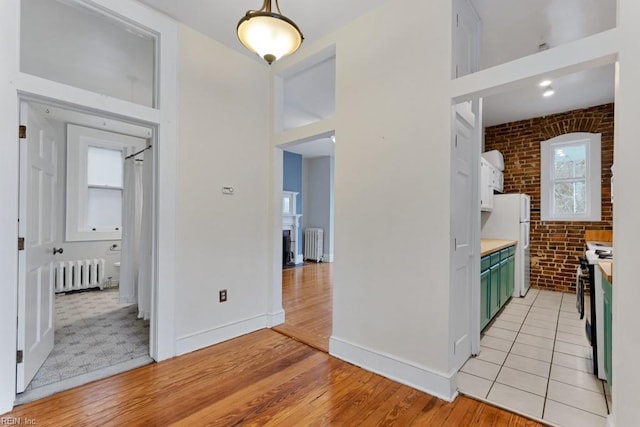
xmin=554 ymin=181 xmax=586 ymax=215
xmin=554 ymin=145 xmax=586 ymax=179
xmin=87 ymin=146 xmax=123 ymax=187
xmin=21 ymin=0 xmax=156 ymax=107
xmin=88 ymin=188 xmax=122 ymax=228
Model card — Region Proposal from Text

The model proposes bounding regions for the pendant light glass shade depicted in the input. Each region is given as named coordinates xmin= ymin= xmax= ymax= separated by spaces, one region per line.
xmin=237 ymin=0 xmax=303 ymax=65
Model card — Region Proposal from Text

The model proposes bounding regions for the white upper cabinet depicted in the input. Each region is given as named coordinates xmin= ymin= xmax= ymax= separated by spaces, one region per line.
xmin=480 ymin=158 xmax=494 ymax=211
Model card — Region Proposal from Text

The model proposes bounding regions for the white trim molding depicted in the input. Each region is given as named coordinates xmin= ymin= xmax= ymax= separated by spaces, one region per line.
xmin=266 ymin=310 xmax=285 ymax=327
xmin=176 ymin=315 xmax=268 ymax=356
xmin=329 ymin=336 xmax=457 ymax=402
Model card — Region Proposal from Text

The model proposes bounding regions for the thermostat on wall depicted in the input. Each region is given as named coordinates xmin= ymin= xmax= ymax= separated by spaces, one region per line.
xmin=222 ymin=186 xmax=234 ymax=195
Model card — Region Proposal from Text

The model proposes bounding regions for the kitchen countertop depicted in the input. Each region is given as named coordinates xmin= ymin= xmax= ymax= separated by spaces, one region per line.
xmin=598 ymin=261 xmax=613 ymax=284
xmin=481 ymin=239 xmax=517 ymax=257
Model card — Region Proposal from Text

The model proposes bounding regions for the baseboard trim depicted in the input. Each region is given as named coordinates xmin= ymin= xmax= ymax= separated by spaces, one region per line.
xmin=329 ymin=336 xmax=456 ymax=402
xmin=176 ymin=315 xmax=267 ymax=356
xmin=266 ymin=310 xmax=285 ymax=327
xmin=325 ymin=253 xmax=334 ymax=262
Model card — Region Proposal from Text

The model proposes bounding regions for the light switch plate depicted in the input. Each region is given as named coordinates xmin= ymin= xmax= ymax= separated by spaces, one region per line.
xmin=222 ymin=186 xmax=234 ymax=195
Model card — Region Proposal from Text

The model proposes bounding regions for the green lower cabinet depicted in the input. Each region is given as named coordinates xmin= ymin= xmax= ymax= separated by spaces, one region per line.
xmin=499 ymin=258 xmax=510 ymax=306
xmin=603 ymin=273 xmax=612 ymax=392
xmin=480 ymin=246 xmax=516 ymax=331
xmin=480 ymin=268 xmax=490 ymax=330
xmin=489 ymin=264 xmax=500 ymax=318
xmin=507 ymin=255 xmax=515 ymax=297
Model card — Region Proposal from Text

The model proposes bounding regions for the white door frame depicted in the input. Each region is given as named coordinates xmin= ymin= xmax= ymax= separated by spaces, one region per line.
xmin=0 ymin=0 xmax=178 ymax=414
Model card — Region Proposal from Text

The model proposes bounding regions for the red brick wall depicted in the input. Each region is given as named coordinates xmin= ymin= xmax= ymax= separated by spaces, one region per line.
xmin=484 ymin=104 xmax=614 ymax=293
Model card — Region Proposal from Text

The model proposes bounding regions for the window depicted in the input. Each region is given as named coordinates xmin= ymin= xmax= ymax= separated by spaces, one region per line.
xmin=540 ymin=133 xmax=601 ymax=221
xmin=66 ymin=124 xmax=146 ymax=241
xmin=87 ymin=146 xmax=123 ymax=229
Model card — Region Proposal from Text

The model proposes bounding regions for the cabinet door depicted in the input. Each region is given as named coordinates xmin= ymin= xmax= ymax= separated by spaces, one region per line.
xmin=480 ymin=160 xmax=494 ymax=211
xmin=507 ymin=255 xmax=515 ymax=297
xmin=489 ymin=265 xmax=500 ymax=318
xmin=480 ymin=269 xmax=490 ymax=330
xmin=603 ymin=274 xmax=613 ymax=391
xmin=499 ymin=259 xmax=510 ymax=306
xmin=453 ymin=0 xmax=480 ymax=78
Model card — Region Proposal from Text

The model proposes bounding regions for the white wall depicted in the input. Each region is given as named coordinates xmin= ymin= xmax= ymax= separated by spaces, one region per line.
xmin=0 ymin=0 xmax=20 ymax=414
xmin=302 ymin=156 xmax=334 ymax=261
xmin=173 ymin=25 xmax=271 ymax=354
xmin=329 ymin=0 xmax=455 ymax=399
xmin=611 ymin=0 xmax=640 ymax=425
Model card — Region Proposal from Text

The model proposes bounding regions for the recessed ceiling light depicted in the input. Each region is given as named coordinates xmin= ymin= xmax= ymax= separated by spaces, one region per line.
xmin=543 ymin=86 xmax=555 ymax=97
xmin=539 ymin=79 xmax=552 ymax=87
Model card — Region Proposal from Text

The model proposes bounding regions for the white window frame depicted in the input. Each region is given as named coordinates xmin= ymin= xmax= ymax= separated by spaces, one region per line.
xmin=66 ymin=124 xmax=145 ymax=241
xmin=540 ymin=132 xmax=601 ymax=221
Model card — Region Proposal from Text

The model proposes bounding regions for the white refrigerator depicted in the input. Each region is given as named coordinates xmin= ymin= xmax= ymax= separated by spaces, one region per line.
xmin=481 ymin=193 xmax=531 ymax=297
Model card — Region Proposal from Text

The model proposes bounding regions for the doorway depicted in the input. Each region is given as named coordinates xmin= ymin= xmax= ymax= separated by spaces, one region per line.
xmin=272 ymin=136 xmax=335 ymax=352
xmin=15 ymin=99 xmax=155 ymax=403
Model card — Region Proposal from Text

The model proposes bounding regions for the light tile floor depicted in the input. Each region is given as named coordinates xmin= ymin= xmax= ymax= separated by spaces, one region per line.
xmin=24 ymin=288 xmax=149 ymax=392
xmin=458 ymin=289 xmax=610 ymax=427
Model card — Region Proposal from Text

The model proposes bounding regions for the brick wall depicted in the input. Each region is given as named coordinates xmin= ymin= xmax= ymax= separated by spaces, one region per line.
xmin=484 ymin=104 xmax=614 ymax=293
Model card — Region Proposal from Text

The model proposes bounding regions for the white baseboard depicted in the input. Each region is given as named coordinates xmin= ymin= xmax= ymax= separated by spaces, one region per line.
xmin=267 ymin=309 xmax=285 ymax=327
xmin=0 ymin=403 xmax=13 ymax=417
xmin=325 ymin=253 xmax=334 ymax=262
xmin=176 ymin=314 xmax=267 ymax=356
xmin=329 ymin=336 xmax=457 ymax=402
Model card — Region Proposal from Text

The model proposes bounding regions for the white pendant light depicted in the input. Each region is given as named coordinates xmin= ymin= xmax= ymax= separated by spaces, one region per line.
xmin=237 ymin=0 xmax=304 ymax=65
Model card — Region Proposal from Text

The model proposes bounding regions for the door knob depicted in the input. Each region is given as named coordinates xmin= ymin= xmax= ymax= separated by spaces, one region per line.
xmin=53 ymin=247 xmax=64 ymax=255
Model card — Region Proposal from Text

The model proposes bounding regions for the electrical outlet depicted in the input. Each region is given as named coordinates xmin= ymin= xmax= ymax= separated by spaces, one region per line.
xmin=219 ymin=289 xmax=227 ymax=303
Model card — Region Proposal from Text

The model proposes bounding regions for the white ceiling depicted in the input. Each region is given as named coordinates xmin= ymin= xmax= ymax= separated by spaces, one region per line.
xmin=138 ymin=0 xmax=385 ymax=65
xmin=283 ymin=137 xmax=335 ymax=159
xmin=137 ymin=0 xmax=617 ymax=149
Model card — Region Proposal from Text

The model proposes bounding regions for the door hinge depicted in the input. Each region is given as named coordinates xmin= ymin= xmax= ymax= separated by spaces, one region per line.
xmin=455 ymin=135 xmax=458 ymax=148
xmin=19 ymin=125 xmax=26 ymax=139
xmin=18 ymin=237 xmax=24 ymax=251
xmin=456 ymin=14 xmax=459 ymax=28
xmin=17 ymin=350 xmax=23 ymax=364
xmin=454 ymin=238 xmax=457 ymax=250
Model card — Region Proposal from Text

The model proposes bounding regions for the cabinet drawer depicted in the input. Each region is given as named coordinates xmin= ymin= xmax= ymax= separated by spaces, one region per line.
xmin=490 ymin=253 xmax=501 ymax=267
xmin=507 ymin=246 xmax=515 ymax=257
xmin=500 ymin=248 xmax=509 ymax=261
xmin=481 ymin=256 xmax=491 ymax=272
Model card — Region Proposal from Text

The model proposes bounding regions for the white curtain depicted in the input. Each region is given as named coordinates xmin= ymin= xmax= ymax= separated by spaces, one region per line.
xmin=137 ymin=154 xmax=153 ymax=320
xmin=119 ymin=149 xmax=152 ymax=320
xmin=119 ymin=157 xmax=143 ymax=304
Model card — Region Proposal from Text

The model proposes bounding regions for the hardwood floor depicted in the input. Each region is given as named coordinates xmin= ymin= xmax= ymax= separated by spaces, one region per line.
xmin=6 ymin=261 xmax=544 ymax=425
xmin=273 ymin=262 xmax=333 ymax=352
xmin=7 ymin=329 xmax=544 ymax=426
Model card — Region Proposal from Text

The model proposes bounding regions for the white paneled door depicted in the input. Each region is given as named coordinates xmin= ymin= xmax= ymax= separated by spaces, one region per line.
xmin=16 ymin=103 xmax=57 ymax=393
xmin=451 ymin=102 xmax=476 ymax=370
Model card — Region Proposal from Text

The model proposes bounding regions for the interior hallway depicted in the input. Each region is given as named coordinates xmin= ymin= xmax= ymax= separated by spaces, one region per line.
xmin=272 ymin=262 xmax=333 ymax=352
